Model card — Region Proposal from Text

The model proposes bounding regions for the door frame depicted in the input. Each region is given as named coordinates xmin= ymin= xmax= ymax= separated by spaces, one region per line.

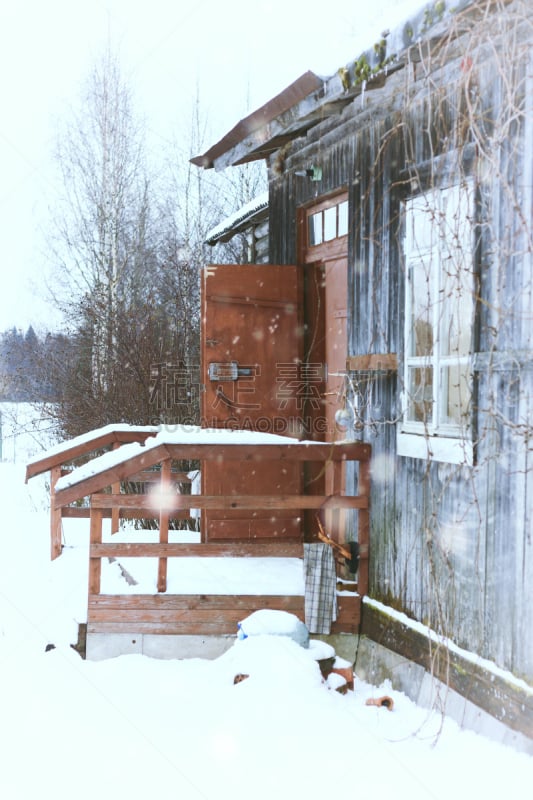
xmin=297 ymin=191 xmax=350 ymax=542
xmin=297 ymin=190 xmax=349 ymax=441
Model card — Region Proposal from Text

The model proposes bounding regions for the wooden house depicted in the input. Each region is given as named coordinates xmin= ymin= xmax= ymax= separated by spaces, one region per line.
xmin=192 ymin=0 xmax=533 ymax=742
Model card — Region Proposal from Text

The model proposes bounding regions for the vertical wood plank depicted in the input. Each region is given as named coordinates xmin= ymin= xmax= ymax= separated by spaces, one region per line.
xmin=326 ymin=459 xmax=349 ymax=574
xmin=89 ymin=506 xmax=103 ymax=595
xmin=111 ymin=442 xmax=121 ymax=535
xmin=50 ymin=465 xmax=62 ymax=560
xmin=157 ymin=459 xmax=171 ymax=593
xmin=357 ymin=458 xmax=371 ymax=597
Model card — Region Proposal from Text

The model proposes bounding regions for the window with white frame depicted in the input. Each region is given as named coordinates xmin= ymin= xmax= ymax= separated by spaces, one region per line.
xmin=397 ymin=179 xmax=475 ymax=464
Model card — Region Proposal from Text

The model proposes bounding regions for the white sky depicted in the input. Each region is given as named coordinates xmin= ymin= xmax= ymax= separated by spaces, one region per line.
xmin=0 ymin=0 xmax=425 ymax=333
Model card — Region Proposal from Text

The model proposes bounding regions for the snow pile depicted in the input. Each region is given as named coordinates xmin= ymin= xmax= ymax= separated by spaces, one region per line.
xmin=219 ymin=634 xmax=322 ymax=690
xmin=237 ymin=609 xmax=310 ymax=647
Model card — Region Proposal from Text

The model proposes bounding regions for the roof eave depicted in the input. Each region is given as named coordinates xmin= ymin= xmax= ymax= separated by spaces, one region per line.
xmin=191 ymin=70 xmax=325 ymax=170
xmin=190 ymin=0 xmax=486 ymax=173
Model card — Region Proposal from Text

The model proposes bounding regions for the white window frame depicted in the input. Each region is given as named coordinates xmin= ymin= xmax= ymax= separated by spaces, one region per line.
xmin=397 ymin=179 xmax=475 ymax=465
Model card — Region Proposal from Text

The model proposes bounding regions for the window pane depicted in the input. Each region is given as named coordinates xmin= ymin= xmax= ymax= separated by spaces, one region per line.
xmin=324 ymin=206 xmax=337 ymax=241
xmin=407 ymin=195 xmax=438 ymax=254
xmin=408 ymin=262 xmax=433 ymax=357
xmin=439 ymin=364 xmax=471 ymax=427
xmin=439 ymin=256 xmax=473 ymax=356
xmin=338 ymin=201 xmax=348 ymax=236
xmin=308 ymin=212 xmax=322 ymax=246
xmin=407 ymin=366 xmax=433 ymax=423
xmin=442 ymin=182 xmax=473 ymax=258
xmin=403 ymin=180 xmax=474 ymax=440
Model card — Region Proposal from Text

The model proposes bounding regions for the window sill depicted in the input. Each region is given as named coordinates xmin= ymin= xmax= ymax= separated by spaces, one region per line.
xmin=397 ymin=430 xmax=473 ymax=465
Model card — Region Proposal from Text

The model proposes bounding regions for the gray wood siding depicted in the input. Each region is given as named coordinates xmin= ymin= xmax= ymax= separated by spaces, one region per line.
xmin=268 ymin=3 xmax=533 ymax=682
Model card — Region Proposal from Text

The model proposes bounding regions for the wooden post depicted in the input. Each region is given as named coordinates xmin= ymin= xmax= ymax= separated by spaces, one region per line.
xmin=157 ymin=458 xmax=172 ymax=593
xmin=89 ymin=505 xmax=103 ymax=595
xmin=111 ymin=442 xmax=121 ymax=534
xmin=331 ymin=458 xmax=349 ymax=578
xmin=323 ymin=456 xmax=345 ymax=540
xmin=332 ymin=457 xmax=345 ymax=536
xmin=357 ymin=458 xmax=371 ymax=597
xmin=50 ymin=465 xmax=62 ymax=560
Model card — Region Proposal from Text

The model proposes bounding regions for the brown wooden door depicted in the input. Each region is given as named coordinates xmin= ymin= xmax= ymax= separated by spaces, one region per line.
xmin=299 ymin=193 xmax=349 ymax=538
xmin=324 ymin=257 xmax=348 ymax=440
xmin=201 ymin=264 xmax=303 ymax=541
xmin=323 ymin=257 xmax=348 ymax=542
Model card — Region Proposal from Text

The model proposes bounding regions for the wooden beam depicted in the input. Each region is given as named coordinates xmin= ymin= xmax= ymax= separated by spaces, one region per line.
xmin=361 ymin=600 xmax=533 ymax=740
xmin=164 ymin=441 xmax=372 ymax=462
xmin=89 ymin=542 xmax=304 ymax=558
xmin=61 ymin=507 xmax=92 ymax=518
xmin=346 ymin=353 xmax=397 ymax=371
xmin=88 ymin=592 xmax=304 ymax=610
xmin=89 ymin=493 xmax=369 ymax=512
xmin=118 ymin=470 xmax=191 ymax=483
xmin=53 ymin=443 xmax=172 ymax=507
xmin=61 ymin=507 xmax=191 ymax=520
xmin=25 ymin=427 xmax=157 ymax=481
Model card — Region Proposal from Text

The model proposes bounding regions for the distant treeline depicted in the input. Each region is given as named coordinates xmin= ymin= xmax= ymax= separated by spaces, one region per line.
xmin=0 ymin=326 xmax=74 ymax=402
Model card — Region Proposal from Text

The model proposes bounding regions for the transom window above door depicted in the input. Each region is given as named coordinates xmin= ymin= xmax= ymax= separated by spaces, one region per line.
xmin=307 ymin=197 xmax=348 ymax=247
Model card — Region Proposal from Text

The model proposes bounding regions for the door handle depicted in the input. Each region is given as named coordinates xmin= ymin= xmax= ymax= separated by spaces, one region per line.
xmin=208 ymin=362 xmax=253 ymax=381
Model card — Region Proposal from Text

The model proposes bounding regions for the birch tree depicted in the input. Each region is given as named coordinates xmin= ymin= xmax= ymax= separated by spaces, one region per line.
xmin=48 ymin=48 xmax=200 ymax=437
xmin=52 ymin=47 xmax=151 ymax=394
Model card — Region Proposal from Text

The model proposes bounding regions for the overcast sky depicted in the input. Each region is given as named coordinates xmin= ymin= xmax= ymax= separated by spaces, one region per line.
xmin=0 ymin=0 xmax=424 ymax=333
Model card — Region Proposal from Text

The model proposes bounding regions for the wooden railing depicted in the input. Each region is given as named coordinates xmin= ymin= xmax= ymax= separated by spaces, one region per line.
xmin=25 ymin=425 xmax=160 ymax=560
xmin=85 ymin=441 xmax=371 ymax=597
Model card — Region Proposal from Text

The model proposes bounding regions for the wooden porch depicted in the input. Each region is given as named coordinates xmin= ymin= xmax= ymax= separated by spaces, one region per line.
xmin=29 ymin=429 xmax=371 ymax=642
xmin=25 ymin=424 xmax=160 ymax=560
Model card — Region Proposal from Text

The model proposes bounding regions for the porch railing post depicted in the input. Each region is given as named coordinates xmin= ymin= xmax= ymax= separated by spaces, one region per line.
xmin=157 ymin=458 xmax=171 ymax=592
xmin=111 ymin=442 xmax=121 ymax=535
xmin=50 ymin=464 xmax=62 ymax=561
xmin=89 ymin=505 xmax=103 ymax=595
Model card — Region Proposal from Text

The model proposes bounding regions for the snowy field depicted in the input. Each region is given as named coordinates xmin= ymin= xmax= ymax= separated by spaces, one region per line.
xmin=1 ymin=403 xmax=532 ymax=800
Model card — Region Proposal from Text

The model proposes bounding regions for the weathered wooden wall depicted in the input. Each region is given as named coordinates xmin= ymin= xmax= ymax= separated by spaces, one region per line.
xmin=269 ymin=1 xmax=533 ymax=682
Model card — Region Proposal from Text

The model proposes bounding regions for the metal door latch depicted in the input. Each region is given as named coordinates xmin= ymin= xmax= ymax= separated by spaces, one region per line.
xmin=208 ymin=362 xmax=253 ymax=381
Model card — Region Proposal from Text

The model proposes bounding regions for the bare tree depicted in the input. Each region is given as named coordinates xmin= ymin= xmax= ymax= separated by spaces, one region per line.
xmin=51 ymin=46 xmax=151 ymax=390
xmin=47 ymin=47 xmax=202 ymax=437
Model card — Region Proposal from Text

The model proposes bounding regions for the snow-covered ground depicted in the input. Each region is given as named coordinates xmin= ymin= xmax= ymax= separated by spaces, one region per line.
xmin=1 ymin=403 xmax=532 ymax=800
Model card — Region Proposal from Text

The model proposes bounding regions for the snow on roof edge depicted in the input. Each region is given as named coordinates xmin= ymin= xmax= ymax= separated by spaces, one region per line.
xmin=54 ymin=425 xmax=303 ymax=492
xmin=26 ymin=423 xmax=160 ymax=467
xmin=205 ymin=190 xmax=269 ymax=244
